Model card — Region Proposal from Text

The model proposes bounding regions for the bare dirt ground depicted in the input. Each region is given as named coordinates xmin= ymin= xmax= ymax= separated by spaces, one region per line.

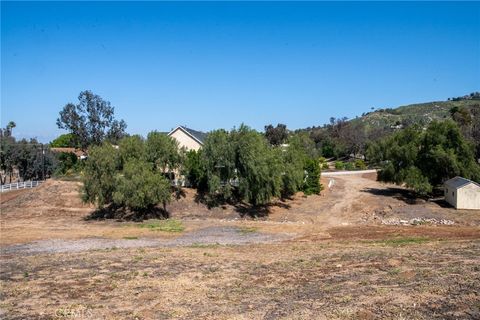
xmin=1 ymin=173 xmax=479 ymax=319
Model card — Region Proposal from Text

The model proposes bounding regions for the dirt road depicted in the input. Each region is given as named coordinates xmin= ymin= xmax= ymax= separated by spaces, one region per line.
xmin=1 ymin=173 xmax=478 ymax=250
xmin=1 ymin=174 xmax=480 ymax=319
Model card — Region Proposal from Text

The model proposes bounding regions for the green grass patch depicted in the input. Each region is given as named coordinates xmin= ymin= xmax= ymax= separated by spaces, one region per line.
xmin=238 ymin=226 xmax=258 ymax=235
xmin=372 ymin=237 xmax=430 ymax=246
xmin=189 ymin=243 xmax=222 ymax=248
xmin=137 ymin=219 xmax=185 ymax=232
xmin=123 ymin=236 xmax=138 ymax=240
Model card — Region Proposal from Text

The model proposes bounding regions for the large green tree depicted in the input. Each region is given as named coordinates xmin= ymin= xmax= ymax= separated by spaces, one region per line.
xmin=113 ymin=160 xmax=171 ymax=213
xmin=145 ymin=131 xmax=182 ymax=178
xmin=303 ymin=158 xmax=322 ymax=195
xmin=0 ymin=122 xmax=16 ymax=184
xmin=369 ymin=121 xmax=480 ymax=195
xmin=57 ymin=90 xmax=127 ymax=150
xmin=200 ymin=129 xmax=236 ymax=204
xmin=280 ymin=133 xmax=314 ymax=197
xmin=50 ymin=133 xmax=77 ymax=148
xmin=119 ymin=135 xmax=145 ymax=165
xmin=264 ymin=123 xmax=288 ymax=146
xmin=82 ymin=143 xmax=120 ymax=208
xmin=232 ymin=125 xmax=283 ymax=206
xmin=181 ymin=149 xmax=205 ymax=188
xmin=82 ymin=134 xmax=175 ymax=216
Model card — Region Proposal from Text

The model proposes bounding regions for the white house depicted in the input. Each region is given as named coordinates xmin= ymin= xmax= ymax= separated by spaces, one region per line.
xmin=167 ymin=126 xmax=206 ymax=151
xmin=444 ymin=177 xmax=480 ymax=210
xmin=167 ymin=126 xmax=207 ymax=186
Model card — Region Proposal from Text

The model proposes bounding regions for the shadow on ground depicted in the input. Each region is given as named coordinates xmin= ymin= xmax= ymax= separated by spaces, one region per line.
xmin=361 ymin=187 xmax=429 ymax=205
xmin=85 ymin=205 xmax=170 ymax=222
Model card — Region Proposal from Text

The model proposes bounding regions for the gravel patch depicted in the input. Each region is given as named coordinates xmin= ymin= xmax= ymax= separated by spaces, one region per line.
xmin=169 ymin=226 xmax=293 ymax=246
xmin=1 ymin=226 xmax=295 ymax=256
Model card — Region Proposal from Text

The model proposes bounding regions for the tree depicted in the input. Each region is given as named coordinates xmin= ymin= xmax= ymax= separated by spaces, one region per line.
xmin=113 ymin=159 xmax=171 ymax=213
xmin=82 ymin=136 xmax=174 ymax=217
xmin=288 ymin=132 xmax=318 ymax=159
xmin=450 ymin=103 xmax=480 ymax=161
xmin=303 ymin=158 xmax=322 ymax=195
xmin=278 ymin=133 xmax=319 ymax=197
xmin=417 ymin=121 xmax=480 ymax=186
xmin=118 ymin=135 xmax=145 ymax=165
xmin=0 ymin=122 xmax=16 ymax=184
xmin=181 ymin=150 xmax=205 ymax=188
xmin=471 ymin=106 xmax=480 ymax=160
xmin=55 ymin=152 xmax=78 ymax=175
xmin=370 ymin=121 xmax=480 ymax=195
xmin=12 ymin=139 xmax=56 ymax=181
xmin=57 ymin=90 xmax=127 ymax=150
xmin=264 ymin=123 xmax=288 ymax=146
xmin=200 ymin=129 xmax=236 ymax=204
xmin=50 ymin=133 xmax=77 ymax=148
xmin=232 ymin=125 xmax=282 ymax=206
xmin=339 ymin=121 xmax=367 ymax=157
xmin=82 ymin=143 xmax=120 ymax=208
xmin=279 ymin=144 xmax=305 ymax=198
xmin=5 ymin=121 xmax=16 ymax=137
xmin=145 ymin=131 xmax=182 ymax=178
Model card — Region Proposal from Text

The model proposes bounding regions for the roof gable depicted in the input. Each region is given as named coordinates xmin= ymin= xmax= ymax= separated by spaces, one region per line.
xmin=168 ymin=126 xmax=207 ymax=145
xmin=445 ymin=176 xmax=480 ymax=189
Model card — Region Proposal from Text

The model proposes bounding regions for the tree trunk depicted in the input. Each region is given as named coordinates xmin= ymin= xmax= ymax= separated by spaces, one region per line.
xmin=162 ymin=201 xmax=169 ymax=218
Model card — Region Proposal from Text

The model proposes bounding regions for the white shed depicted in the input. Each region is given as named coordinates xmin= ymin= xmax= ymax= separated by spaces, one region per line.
xmin=444 ymin=177 xmax=480 ymax=210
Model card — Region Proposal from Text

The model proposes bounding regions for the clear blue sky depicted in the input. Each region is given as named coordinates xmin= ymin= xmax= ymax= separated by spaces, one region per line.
xmin=2 ymin=1 xmax=479 ymax=142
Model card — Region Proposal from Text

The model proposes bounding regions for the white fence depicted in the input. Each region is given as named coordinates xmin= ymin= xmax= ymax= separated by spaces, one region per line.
xmin=1 ymin=181 xmax=44 ymax=193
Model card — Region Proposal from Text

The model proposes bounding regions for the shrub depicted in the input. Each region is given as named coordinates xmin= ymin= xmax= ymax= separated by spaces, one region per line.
xmin=82 ymin=143 xmax=120 ymax=208
xmin=303 ymin=158 xmax=322 ymax=195
xmin=354 ymin=159 xmax=367 ymax=170
xmin=335 ymin=161 xmax=345 ymax=170
xmin=182 ymin=150 xmax=205 ymax=188
xmin=344 ymin=162 xmax=355 ymax=170
xmin=113 ymin=160 xmax=171 ymax=212
xmin=55 ymin=152 xmax=78 ymax=175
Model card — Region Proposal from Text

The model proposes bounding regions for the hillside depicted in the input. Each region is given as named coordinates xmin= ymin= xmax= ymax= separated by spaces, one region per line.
xmin=296 ymin=96 xmax=479 ymax=158
xmin=350 ymin=99 xmax=479 ymax=131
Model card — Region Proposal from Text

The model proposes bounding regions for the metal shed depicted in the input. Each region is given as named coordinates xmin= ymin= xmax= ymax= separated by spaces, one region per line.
xmin=444 ymin=177 xmax=480 ymax=210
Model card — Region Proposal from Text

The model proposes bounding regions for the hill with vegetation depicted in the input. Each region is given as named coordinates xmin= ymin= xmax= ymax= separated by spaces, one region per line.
xmin=295 ymin=93 xmax=479 ymax=159
xmin=351 ymin=99 xmax=480 ymax=130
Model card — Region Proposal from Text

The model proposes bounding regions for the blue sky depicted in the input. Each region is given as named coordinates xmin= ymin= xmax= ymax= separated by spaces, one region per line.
xmin=2 ymin=1 xmax=479 ymax=142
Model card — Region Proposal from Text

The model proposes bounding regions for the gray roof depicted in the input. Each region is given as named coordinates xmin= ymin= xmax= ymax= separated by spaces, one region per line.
xmin=181 ymin=126 xmax=207 ymax=144
xmin=444 ymin=176 xmax=480 ymax=189
xmin=168 ymin=126 xmax=207 ymax=145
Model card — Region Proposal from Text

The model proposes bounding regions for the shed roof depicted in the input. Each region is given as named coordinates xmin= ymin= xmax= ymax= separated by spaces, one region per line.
xmin=444 ymin=176 xmax=480 ymax=189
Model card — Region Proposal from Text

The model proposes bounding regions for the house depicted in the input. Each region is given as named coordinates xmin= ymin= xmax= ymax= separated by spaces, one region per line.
xmin=167 ymin=126 xmax=207 ymax=151
xmin=167 ymin=126 xmax=207 ymax=186
xmin=444 ymin=177 xmax=480 ymax=210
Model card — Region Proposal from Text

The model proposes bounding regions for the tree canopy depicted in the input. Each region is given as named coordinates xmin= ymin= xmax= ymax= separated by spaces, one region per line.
xmin=1 ymin=122 xmax=56 ymax=184
xmin=113 ymin=160 xmax=171 ymax=212
xmin=191 ymin=125 xmax=322 ymax=208
xmin=50 ymin=133 xmax=77 ymax=148
xmin=233 ymin=125 xmax=283 ymax=206
xmin=57 ymin=90 xmax=127 ymax=150
xmin=368 ymin=121 xmax=480 ymax=195
xmin=82 ymin=133 xmax=177 ymax=217
xmin=264 ymin=123 xmax=288 ymax=146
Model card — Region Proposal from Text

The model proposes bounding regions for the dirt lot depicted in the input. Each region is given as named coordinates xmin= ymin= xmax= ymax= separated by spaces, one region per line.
xmin=1 ymin=173 xmax=479 ymax=319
